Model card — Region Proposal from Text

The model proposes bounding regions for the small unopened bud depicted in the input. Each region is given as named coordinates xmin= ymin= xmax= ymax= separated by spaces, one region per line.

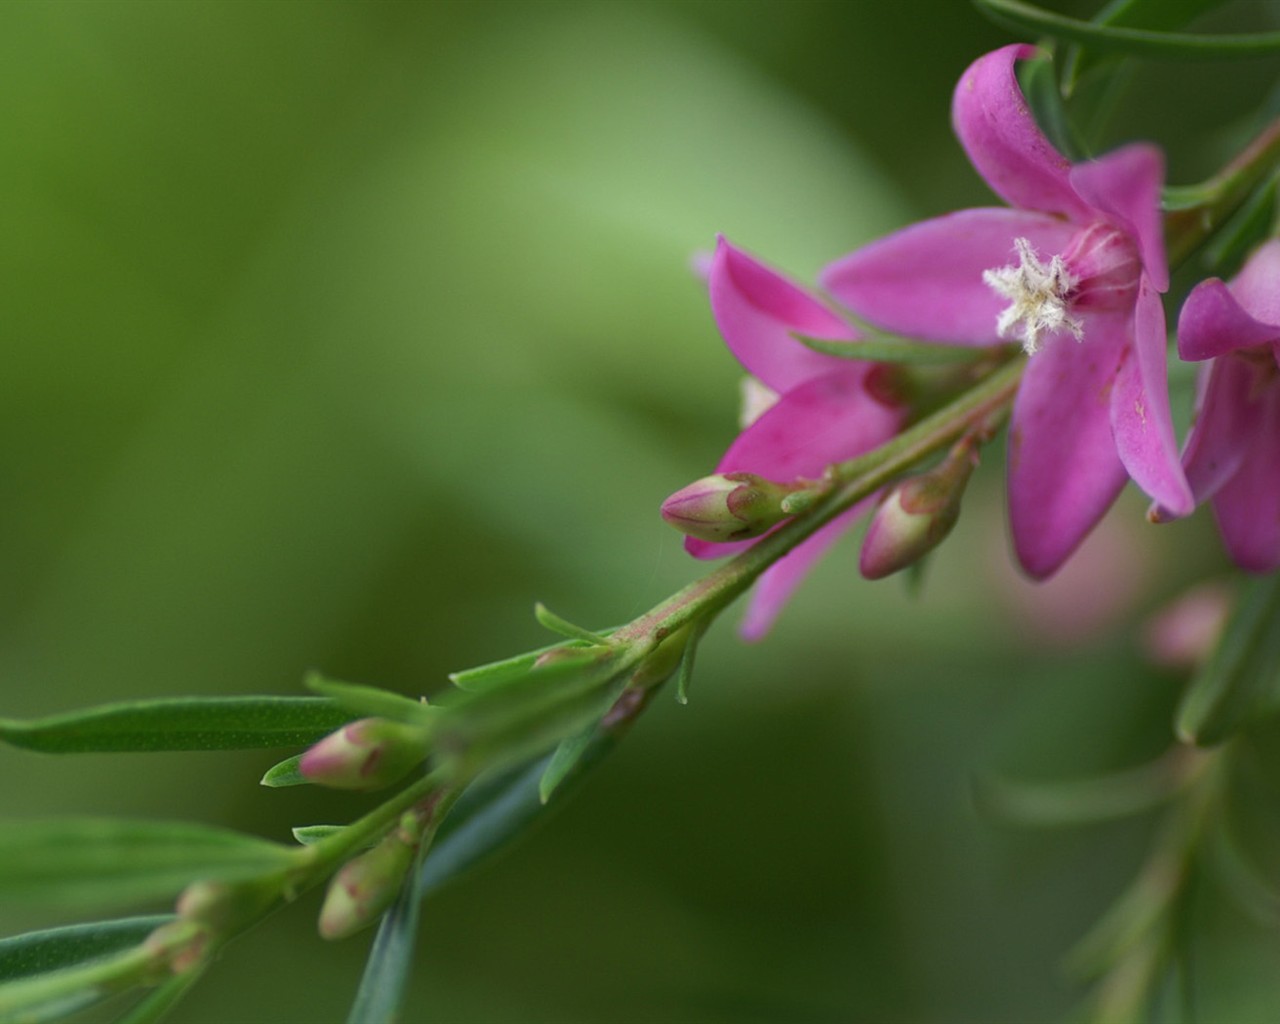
xmin=299 ymin=717 xmax=431 ymax=791
xmin=176 ymin=878 xmax=276 ymax=932
xmin=318 ymin=832 xmax=416 ymax=940
xmin=142 ymin=919 xmax=209 ymax=978
xmin=660 ymin=472 xmax=798 ymax=543
xmin=859 ymin=439 xmax=978 ymax=580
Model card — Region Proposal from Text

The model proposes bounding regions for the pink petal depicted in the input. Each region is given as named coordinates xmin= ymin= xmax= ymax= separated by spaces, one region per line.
xmin=1229 ymin=238 xmax=1280 ymax=325
xmin=951 ymin=44 xmax=1093 ymax=221
xmin=1110 ymin=277 xmax=1193 ymax=515
xmin=686 ymin=369 xmax=904 ymax=559
xmin=1178 ymin=277 xmax=1280 ymax=362
xmin=820 ymin=208 xmax=1078 ymax=343
xmin=738 ymin=505 xmax=867 ymax=641
xmin=1007 ymin=313 xmax=1129 ymax=579
xmin=1070 ymin=144 xmax=1167 ymax=291
xmin=1211 ymin=378 xmax=1280 ymax=572
xmin=709 ymin=237 xmax=858 ymax=394
xmin=1177 ymin=356 xmax=1259 ymax=508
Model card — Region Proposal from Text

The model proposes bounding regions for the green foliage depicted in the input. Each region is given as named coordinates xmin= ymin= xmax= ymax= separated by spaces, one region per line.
xmin=0 ymin=697 xmax=353 ymax=753
xmin=303 ymin=674 xmax=434 ymax=726
xmin=975 ymin=0 xmax=1280 ymax=58
xmin=1177 ymin=574 xmax=1280 ymax=746
xmin=259 ymin=754 xmax=307 ymax=788
xmin=0 ymin=917 xmax=171 ymax=984
xmin=793 ymin=333 xmax=997 ymax=365
xmin=0 ymin=819 xmax=296 ymax=910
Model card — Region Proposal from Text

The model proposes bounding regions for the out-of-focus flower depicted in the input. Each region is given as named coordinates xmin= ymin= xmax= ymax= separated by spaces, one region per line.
xmin=821 ymin=44 xmax=1192 ymax=578
xmin=1162 ymin=239 xmax=1280 ymax=571
xmin=1141 ymin=581 xmax=1233 ymax=671
xmin=685 ymin=237 xmax=907 ymax=639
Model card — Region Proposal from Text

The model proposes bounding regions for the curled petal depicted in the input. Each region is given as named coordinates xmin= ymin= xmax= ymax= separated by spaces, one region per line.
xmin=710 ymin=237 xmax=858 ymax=394
xmin=1211 ymin=380 xmax=1280 ymax=572
xmin=951 ymin=44 xmax=1092 ymax=220
xmin=686 ymin=368 xmax=904 ymax=559
xmin=1229 ymin=238 xmax=1280 ymax=325
xmin=1070 ymin=145 xmax=1167 ymax=291
xmin=1008 ymin=315 xmax=1129 ymax=578
xmin=1178 ymin=277 xmax=1280 ymax=362
xmin=1175 ymin=356 xmax=1260 ymax=509
xmin=739 ymin=506 xmax=867 ymax=641
xmin=820 ymin=208 xmax=1077 ymax=343
xmin=1111 ymin=278 xmax=1193 ymax=515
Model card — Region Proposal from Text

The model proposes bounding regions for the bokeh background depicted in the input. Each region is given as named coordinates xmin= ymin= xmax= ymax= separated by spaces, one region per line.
xmin=3 ymin=1 xmax=1279 ymax=1021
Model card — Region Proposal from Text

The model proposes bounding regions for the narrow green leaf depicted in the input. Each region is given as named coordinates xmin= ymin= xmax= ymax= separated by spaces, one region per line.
xmin=0 ymin=987 xmax=106 ymax=1023
xmin=792 ymin=334 xmax=992 ymax=365
xmin=538 ymin=729 xmax=594 ymax=804
xmin=111 ymin=966 xmax=205 ymax=1024
xmin=420 ymin=735 xmax=619 ymax=897
xmin=291 ymin=825 xmax=346 ymax=846
xmin=674 ymin=619 xmax=709 ymax=707
xmin=345 ymin=842 xmax=430 ymax=1024
xmin=259 ymin=754 xmax=307 ymax=788
xmin=1019 ymin=54 xmax=1085 ymax=161
xmin=974 ymin=754 xmax=1189 ymax=828
xmin=0 ymin=917 xmax=171 ymax=984
xmin=448 ymin=630 xmax=621 ymax=693
xmin=975 ymin=0 xmax=1280 ymax=59
xmin=1200 ymin=174 xmax=1278 ymax=278
xmin=1177 ymin=574 xmax=1280 ymax=746
xmin=0 ymin=819 xmax=297 ymax=909
xmin=1063 ymin=0 xmax=1230 ymax=89
xmin=304 ymin=673 xmax=433 ymax=726
xmin=0 ymin=697 xmax=353 ymax=754
xmin=533 ymin=603 xmax=610 ymax=645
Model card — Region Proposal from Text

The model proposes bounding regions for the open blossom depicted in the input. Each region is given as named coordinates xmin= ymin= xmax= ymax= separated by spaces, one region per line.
xmin=1163 ymin=240 xmax=1280 ymax=571
xmin=680 ymin=237 xmax=906 ymax=639
xmin=820 ymin=43 xmax=1192 ymax=578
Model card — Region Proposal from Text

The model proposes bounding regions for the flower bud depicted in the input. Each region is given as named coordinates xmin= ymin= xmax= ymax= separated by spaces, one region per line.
xmin=318 ymin=832 xmax=416 ymax=941
xmin=176 ymin=878 xmax=277 ymax=932
xmin=660 ymin=472 xmax=796 ymax=543
xmin=859 ymin=440 xmax=977 ymax=580
xmin=298 ymin=717 xmax=431 ymax=792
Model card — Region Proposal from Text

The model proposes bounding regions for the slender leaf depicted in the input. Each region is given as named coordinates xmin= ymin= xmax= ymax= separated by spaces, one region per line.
xmin=345 ymin=842 xmax=430 ymax=1024
xmin=110 ymin=966 xmax=205 ymax=1024
xmin=1177 ymin=573 xmax=1280 ymax=746
xmin=1200 ymin=174 xmax=1278 ymax=278
xmin=304 ymin=673 xmax=433 ymax=726
xmin=420 ymin=734 xmax=618 ymax=897
xmin=674 ymin=618 xmax=709 ymax=706
xmin=1019 ymin=54 xmax=1085 ymax=161
xmin=291 ymin=825 xmax=346 ymax=846
xmin=0 ymin=697 xmax=353 ymax=754
xmin=975 ymin=0 xmax=1280 ymax=58
xmin=533 ymin=603 xmax=610 ymax=645
xmin=974 ymin=754 xmax=1189 ymax=828
xmin=259 ymin=754 xmax=307 ymax=788
xmin=0 ymin=987 xmax=106 ymax=1024
xmin=1063 ymin=0 xmax=1231 ymax=89
xmin=0 ymin=917 xmax=171 ymax=983
xmin=538 ymin=729 xmax=593 ymax=805
xmin=792 ymin=334 xmax=993 ymax=365
xmin=447 ymin=629 xmax=621 ymax=694
xmin=0 ymin=819 xmax=297 ymax=909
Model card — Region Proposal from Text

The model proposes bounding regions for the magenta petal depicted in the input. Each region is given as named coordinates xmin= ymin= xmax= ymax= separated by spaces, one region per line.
xmin=820 ymin=208 xmax=1077 ymax=343
xmin=709 ymin=237 xmax=858 ymax=394
xmin=1110 ymin=278 xmax=1193 ymax=515
xmin=1230 ymin=238 xmax=1280 ymax=325
xmin=739 ymin=506 xmax=865 ymax=641
xmin=1069 ymin=144 xmax=1167 ymax=292
xmin=1178 ymin=357 xmax=1258 ymax=508
xmin=686 ymin=369 xmax=903 ymax=559
xmin=1008 ymin=315 xmax=1129 ymax=578
xmin=1178 ymin=277 xmax=1280 ymax=361
xmin=1211 ymin=379 xmax=1280 ymax=572
xmin=951 ymin=44 xmax=1092 ymax=220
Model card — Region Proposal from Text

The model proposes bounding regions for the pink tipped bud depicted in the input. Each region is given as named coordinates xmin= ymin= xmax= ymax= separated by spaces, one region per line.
xmin=859 ymin=440 xmax=977 ymax=580
xmin=299 ymin=717 xmax=431 ymax=792
xmin=660 ymin=472 xmax=796 ymax=543
xmin=318 ymin=833 xmax=416 ymax=941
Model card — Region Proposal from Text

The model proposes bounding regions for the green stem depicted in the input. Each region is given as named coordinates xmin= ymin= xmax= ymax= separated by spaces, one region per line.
xmin=615 ymin=356 xmax=1025 ymax=644
xmin=1166 ymin=117 xmax=1280 ymax=268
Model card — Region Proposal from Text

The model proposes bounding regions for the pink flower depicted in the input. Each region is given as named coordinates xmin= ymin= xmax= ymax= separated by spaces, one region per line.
xmin=1165 ymin=240 xmax=1280 ymax=571
xmin=685 ymin=237 xmax=906 ymax=639
xmin=820 ymin=44 xmax=1192 ymax=578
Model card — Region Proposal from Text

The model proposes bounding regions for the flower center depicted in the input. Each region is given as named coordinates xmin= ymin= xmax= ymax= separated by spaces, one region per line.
xmin=982 ymin=238 xmax=1080 ymax=355
xmin=983 ymin=225 xmax=1142 ymax=356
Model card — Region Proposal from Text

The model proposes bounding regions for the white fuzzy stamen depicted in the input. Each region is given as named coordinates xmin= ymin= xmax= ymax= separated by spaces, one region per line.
xmin=983 ymin=237 xmax=1084 ymax=355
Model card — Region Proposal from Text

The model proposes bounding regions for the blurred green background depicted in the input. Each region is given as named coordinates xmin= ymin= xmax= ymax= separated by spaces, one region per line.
xmin=2 ymin=1 xmax=1279 ymax=1021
